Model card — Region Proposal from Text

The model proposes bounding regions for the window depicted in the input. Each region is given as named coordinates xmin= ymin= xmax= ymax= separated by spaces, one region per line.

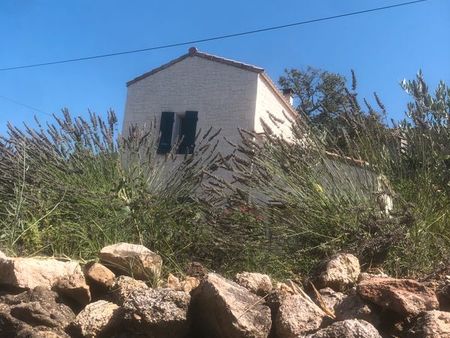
xmin=157 ymin=111 xmax=174 ymax=154
xmin=177 ymin=111 xmax=198 ymax=154
xmin=157 ymin=111 xmax=198 ymax=154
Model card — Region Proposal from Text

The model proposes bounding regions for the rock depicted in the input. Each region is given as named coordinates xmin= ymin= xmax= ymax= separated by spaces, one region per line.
xmin=186 ymin=261 xmax=207 ymax=278
xmin=0 ymin=287 xmax=75 ymax=337
xmin=110 ymin=275 xmax=148 ymax=305
xmin=306 ymin=319 xmax=382 ymax=338
xmin=358 ymin=271 xmax=389 ymax=282
xmin=71 ymin=300 xmax=121 ymax=338
xmin=17 ymin=326 xmax=71 ymax=338
xmin=335 ymin=290 xmax=379 ymax=326
xmin=316 ymin=253 xmax=360 ymax=291
xmin=235 ymin=272 xmax=272 ymax=296
xmin=0 ymin=257 xmax=83 ymax=290
xmin=191 ymin=272 xmax=271 ymax=338
xmin=357 ymin=277 xmax=439 ymax=317
xmin=275 ymin=294 xmax=327 ymax=337
xmin=99 ymin=243 xmax=162 ymax=281
xmin=84 ymin=263 xmax=115 ymax=289
xmin=407 ymin=310 xmax=450 ymax=337
xmin=180 ymin=276 xmax=200 ymax=293
xmin=166 ymin=274 xmax=199 ymax=294
xmin=166 ymin=273 xmax=182 ymax=290
xmin=317 ymin=287 xmax=346 ymax=312
xmin=53 ymin=271 xmax=91 ymax=306
xmin=0 ymin=250 xmax=7 ymax=259
xmin=122 ymin=288 xmax=190 ymax=338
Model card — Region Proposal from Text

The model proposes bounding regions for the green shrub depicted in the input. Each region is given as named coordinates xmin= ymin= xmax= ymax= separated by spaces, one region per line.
xmin=0 ymin=110 xmax=219 ymax=274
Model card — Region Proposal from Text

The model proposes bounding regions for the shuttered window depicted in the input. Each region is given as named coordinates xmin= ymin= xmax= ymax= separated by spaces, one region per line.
xmin=177 ymin=111 xmax=198 ymax=154
xmin=157 ymin=111 xmax=174 ymax=154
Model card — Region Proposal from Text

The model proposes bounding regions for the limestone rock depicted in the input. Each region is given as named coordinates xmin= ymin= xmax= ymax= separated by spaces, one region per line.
xmin=122 ymin=288 xmax=190 ymax=338
xmin=407 ymin=310 xmax=450 ymax=337
xmin=275 ymin=294 xmax=326 ymax=337
xmin=191 ymin=272 xmax=271 ymax=338
xmin=0 ymin=256 xmax=83 ymax=290
xmin=357 ymin=277 xmax=439 ymax=317
xmin=335 ymin=290 xmax=379 ymax=325
xmin=317 ymin=287 xmax=346 ymax=312
xmin=71 ymin=300 xmax=121 ymax=338
xmin=235 ymin=272 xmax=272 ymax=296
xmin=53 ymin=271 xmax=91 ymax=306
xmin=17 ymin=326 xmax=71 ymax=338
xmin=0 ymin=287 xmax=75 ymax=337
xmin=317 ymin=253 xmax=360 ymax=291
xmin=181 ymin=276 xmax=200 ymax=293
xmin=166 ymin=273 xmax=181 ymax=290
xmin=306 ymin=319 xmax=382 ymax=338
xmin=110 ymin=275 xmax=148 ymax=305
xmin=84 ymin=262 xmax=115 ymax=289
xmin=99 ymin=242 xmax=162 ymax=281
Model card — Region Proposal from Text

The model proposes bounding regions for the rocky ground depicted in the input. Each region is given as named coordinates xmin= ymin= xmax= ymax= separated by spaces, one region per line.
xmin=0 ymin=244 xmax=449 ymax=337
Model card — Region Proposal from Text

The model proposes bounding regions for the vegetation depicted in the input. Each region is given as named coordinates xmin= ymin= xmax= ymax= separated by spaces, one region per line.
xmin=0 ymin=72 xmax=448 ymax=279
xmin=279 ymin=67 xmax=386 ymax=153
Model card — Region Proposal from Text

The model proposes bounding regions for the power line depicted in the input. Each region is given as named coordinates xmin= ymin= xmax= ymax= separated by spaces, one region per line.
xmin=0 ymin=95 xmax=52 ymax=116
xmin=0 ymin=0 xmax=427 ymax=72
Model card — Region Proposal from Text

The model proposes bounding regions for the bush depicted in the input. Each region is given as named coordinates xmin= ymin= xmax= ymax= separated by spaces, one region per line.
xmin=211 ymin=72 xmax=449 ymax=277
xmin=0 ymin=110 xmax=219 ymax=274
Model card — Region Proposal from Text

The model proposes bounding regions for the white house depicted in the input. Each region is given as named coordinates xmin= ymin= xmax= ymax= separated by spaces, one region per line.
xmin=123 ymin=47 xmax=297 ymax=155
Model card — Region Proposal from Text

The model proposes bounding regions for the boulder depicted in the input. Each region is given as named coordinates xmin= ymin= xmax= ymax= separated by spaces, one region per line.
xmin=316 ymin=253 xmax=360 ymax=291
xmin=235 ymin=272 xmax=272 ymax=296
xmin=407 ymin=310 xmax=450 ymax=337
xmin=53 ymin=271 xmax=91 ymax=306
xmin=357 ymin=277 xmax=439 ymax=317
xmin=275 ymin=294 xmax=327 ymax=337
xmin=122 ymin=288 xmax=190 ymax=338
xmin=84 ymin=262 xmax=115 ymax=289
xmin=99 ymin=243 xmax=162 ymax=281
xmin=110 ymin=275 xmax=148 ymax=305
xmin=0 ymin=256 xmax=83 ymax=290
xmin=191 ymin=272 xmax=271 ymax=338
xmin=306 ymin=319 xmax=382 ymax=338
xmin=0 ymin=287 xmax=75 ymax=337
xmin=71 ymin=300 xmax=121 ymax=338
xmin=335 ymin=290 xmax=379 ymax=325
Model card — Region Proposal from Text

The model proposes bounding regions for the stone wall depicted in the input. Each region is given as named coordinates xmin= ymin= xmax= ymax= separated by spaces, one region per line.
xmin=0 ymin=245 xmax=447 ymax=337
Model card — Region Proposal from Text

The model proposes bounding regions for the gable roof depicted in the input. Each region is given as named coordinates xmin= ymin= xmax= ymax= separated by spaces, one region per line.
xmin=126 ymin=47 xmax=263 ymax=86
xmin=126 ymin=47 xmax=297 ymax=117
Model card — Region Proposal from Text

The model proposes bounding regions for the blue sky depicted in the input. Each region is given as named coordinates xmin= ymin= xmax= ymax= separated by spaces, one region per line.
xmin=0 ymin=0 xmax=449 ymax=135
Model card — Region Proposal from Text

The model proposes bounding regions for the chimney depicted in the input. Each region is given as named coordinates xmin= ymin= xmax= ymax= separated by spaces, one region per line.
xmin=282 ymin=88 xmax=294 ymax=106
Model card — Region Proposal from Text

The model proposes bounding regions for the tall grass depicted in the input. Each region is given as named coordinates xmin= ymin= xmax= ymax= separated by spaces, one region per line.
xmin=210 ymin=72 xmax=449 ymax=277
xmin=0 ymin=73 xmax=447 ymax=279
xmin=0 ymin=110 xmax=220 ymax=273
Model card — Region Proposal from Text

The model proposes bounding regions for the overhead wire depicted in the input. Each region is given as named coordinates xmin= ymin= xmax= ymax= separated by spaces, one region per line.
xmin=0 ymin=0 xmax=427 ymax=72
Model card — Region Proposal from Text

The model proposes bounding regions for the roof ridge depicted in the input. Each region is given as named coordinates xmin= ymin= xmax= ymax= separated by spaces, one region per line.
xmin=127 ymin=47 xmax=263 ymax=86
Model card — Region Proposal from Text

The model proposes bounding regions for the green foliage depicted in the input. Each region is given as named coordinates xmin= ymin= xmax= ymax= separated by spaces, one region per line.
xmin=279 ymin=67 xmax=387 ymax=153
xmin=0 ymin=72 xmax=448 ymax=280
xmin=216 ymin=72 xmax=449 ymax=277
xmin=0 ymin=110 xmax=219 ymax=274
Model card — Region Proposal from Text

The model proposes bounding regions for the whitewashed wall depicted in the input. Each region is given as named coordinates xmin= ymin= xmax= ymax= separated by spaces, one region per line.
xmin=123 ymin=55 xmax=259 ymax=156
xmin=254 ymin=75 xmax=295 ymax=140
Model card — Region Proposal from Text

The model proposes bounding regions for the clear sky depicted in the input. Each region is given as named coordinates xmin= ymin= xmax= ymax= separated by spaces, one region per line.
xmin=0 ymin=0 xmax=449 ymax=135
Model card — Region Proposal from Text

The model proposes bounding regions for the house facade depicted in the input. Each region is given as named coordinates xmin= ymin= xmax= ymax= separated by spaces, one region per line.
xmin=123 ymin=47 xmax=296 ymax=155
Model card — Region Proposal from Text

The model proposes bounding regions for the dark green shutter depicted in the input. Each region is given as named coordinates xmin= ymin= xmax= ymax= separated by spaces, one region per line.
xmin=178 ymin=111 xmax=198 ymax=154
xmin=157 ymin=111 xmax=174 ymax=154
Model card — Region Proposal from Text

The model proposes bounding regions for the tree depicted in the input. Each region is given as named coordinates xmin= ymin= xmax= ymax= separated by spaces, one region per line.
xmin=279 ymin=67 xmax=386 ymax=152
